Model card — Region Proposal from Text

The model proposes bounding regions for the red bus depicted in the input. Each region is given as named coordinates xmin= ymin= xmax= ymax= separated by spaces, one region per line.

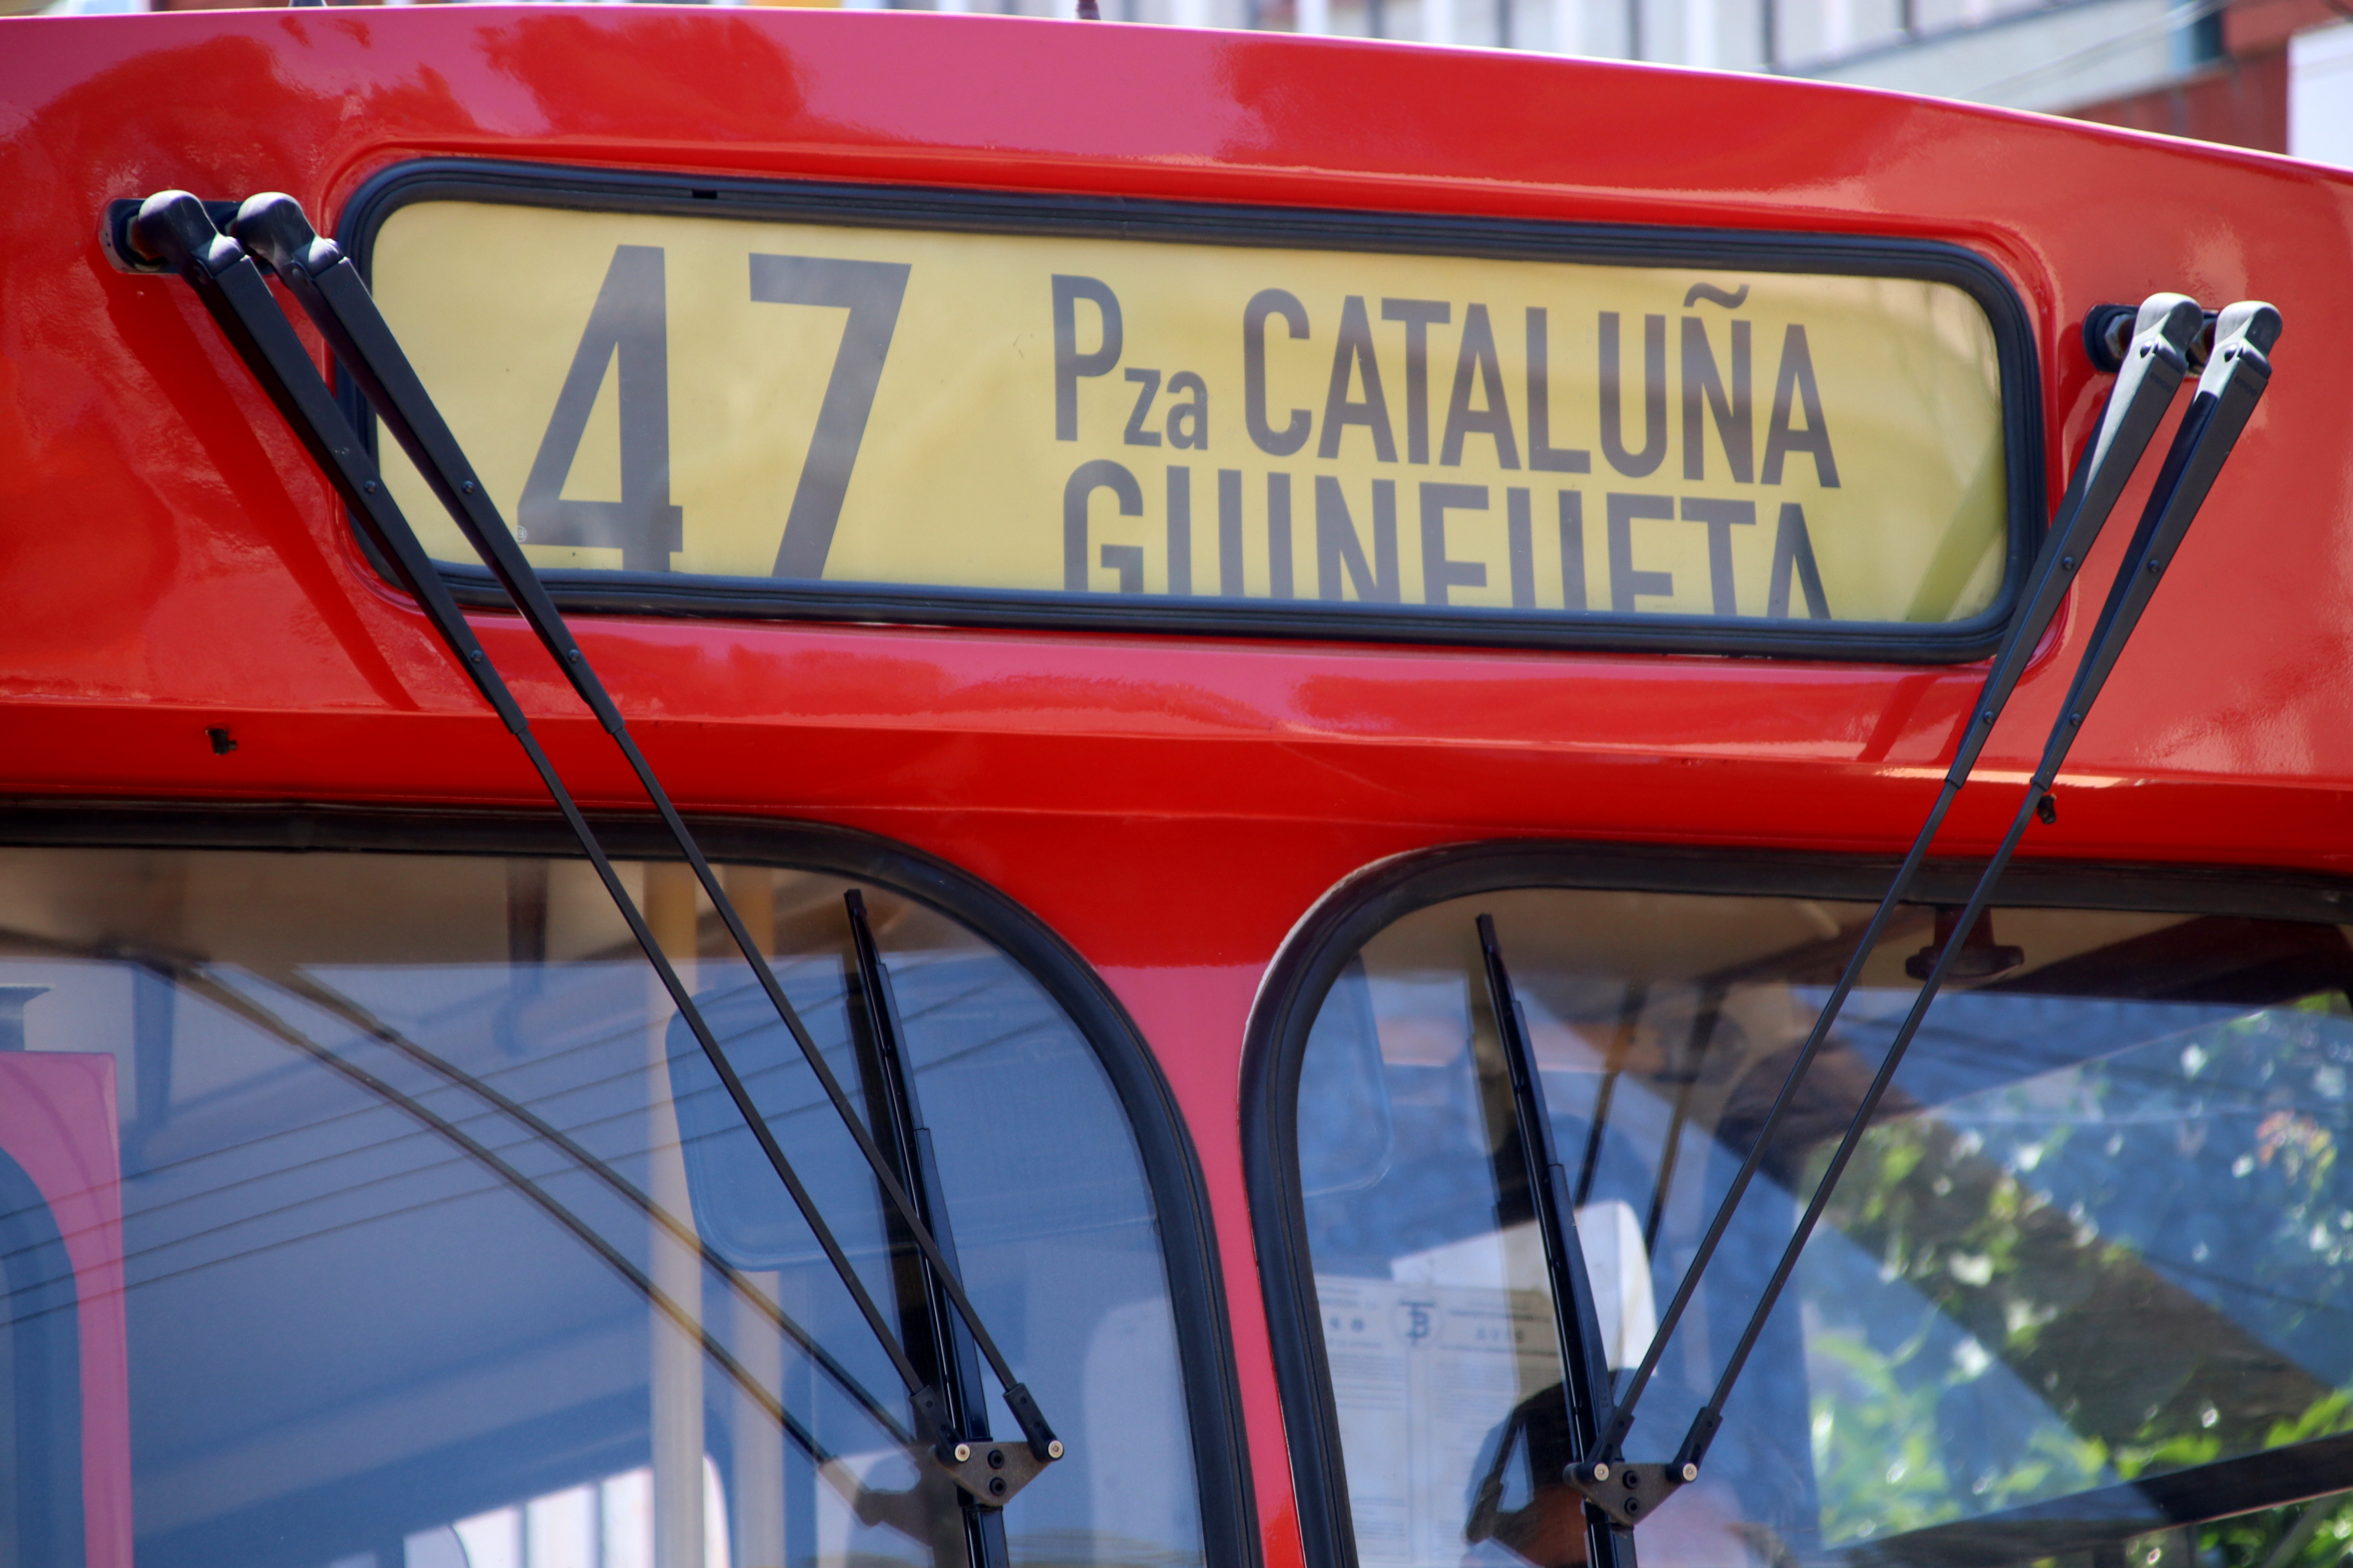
xmin=0 ymin=14 xmax=2344 ymax=1568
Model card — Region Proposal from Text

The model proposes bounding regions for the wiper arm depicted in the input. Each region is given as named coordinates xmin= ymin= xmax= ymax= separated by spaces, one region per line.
xmin=221 ymin=188 xmax=1062 ymax=1482
xmin=1623 ymin=300 xmax=2282 ymax=1512
xmin=1568 ymin=292 xmax=2208 ymax=1513
xmin=119 ymin=190 xmax=1060 ymax=1500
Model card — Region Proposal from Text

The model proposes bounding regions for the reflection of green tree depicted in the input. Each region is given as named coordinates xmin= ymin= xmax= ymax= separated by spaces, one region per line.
xmin=1801 ymin=1003 xmax=2353 ymax=1545
xmin=2200 ymin=1488 xmax=2353 ymax=1568
xmin=1808 ymin=1327 xmax=2110 ymax=1540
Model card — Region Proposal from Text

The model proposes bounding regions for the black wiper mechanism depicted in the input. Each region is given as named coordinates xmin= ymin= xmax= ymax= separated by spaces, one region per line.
xmin=1668 ymin=300 xmax=2285 ymax=1484
xmin=844 ymin=887 xmax=1035 ymax=1567
xmin=1476 ymin=292 xmax=2282 ymax=1534
xmin=115 ymin=189 xmax=1062 ymax=1505
xmin=1475 ymin=915 xmax=1632 ymax=1568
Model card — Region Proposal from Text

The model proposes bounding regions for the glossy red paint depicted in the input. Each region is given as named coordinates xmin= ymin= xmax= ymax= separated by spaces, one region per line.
xmin=5 ymin=12 xmax=2353 ymax=1559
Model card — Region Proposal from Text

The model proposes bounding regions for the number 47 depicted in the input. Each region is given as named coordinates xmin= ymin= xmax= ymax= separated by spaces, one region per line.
xmin=517 ymin=244 xmax=910 ymax=579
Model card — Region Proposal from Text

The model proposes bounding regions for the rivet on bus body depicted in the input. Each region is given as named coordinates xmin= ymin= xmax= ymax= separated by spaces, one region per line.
xmin=468 ymin=649 xmax=484 ymax=664
xmin=2148 ymin=558 xmax=2163 ymax=574
xmin=461 ymin=480 xmax=476 ymax=495
xmin=362 ymin=480 xmax=377 ymax=493
xmin=2061 ymin=556 xmax=2076 ymax=572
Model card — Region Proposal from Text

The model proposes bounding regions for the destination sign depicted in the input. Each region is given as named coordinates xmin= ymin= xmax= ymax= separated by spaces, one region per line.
xmin=368 ymin=198 xmax=2014 ymax=642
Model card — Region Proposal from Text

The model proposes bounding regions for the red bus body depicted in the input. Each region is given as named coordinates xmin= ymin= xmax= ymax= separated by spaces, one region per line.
xmin=3 ymin=13 xmax=2351 ymax=1565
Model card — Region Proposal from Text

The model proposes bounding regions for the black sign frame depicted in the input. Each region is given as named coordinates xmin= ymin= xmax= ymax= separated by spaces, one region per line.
xmin=341 ymin=157 xmax=2046 ymax=664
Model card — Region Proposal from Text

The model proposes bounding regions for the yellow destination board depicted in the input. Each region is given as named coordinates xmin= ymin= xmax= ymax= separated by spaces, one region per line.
xmin=370 ymin=198 xmax=2013 ymax=636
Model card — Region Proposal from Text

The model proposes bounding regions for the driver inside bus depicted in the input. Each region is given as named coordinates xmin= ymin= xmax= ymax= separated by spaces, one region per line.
xmin=1464 ymin=1382 xmax=1778 ymax=1568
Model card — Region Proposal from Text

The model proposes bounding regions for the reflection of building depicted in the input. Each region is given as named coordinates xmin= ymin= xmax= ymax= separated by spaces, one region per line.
xmin=16 ymin=0 xmax=2353 ymax=163
xmin=1158 ymin=0 xmax=2353 ymax=164
xmin=1057 ymin=0 xmax=2352 ymax=166
xmin=886 ymin=0 xmax=2350 ymax=163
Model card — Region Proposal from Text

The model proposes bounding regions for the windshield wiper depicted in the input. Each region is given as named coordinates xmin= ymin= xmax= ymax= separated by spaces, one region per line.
xmin=117 ymin=189 xmax=1061 ymax=1501
xmin=1473 ymin=914 xmax=1636 ymax=1568
xmin=1461 ymin=292 xmax=2208 ymax=1532
xmin=1562 ymin=299 xmax=2280 ymax=1529
xmin=226 ymin=186 xmax=1058 ymax=1479
xmin=844 ymin=892 xmax=1022 ymax=1568
xmin=1571 ymin=291 xmax=2206 ymax=1516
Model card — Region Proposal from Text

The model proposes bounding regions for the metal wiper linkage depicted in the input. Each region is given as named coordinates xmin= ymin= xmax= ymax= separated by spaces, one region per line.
xmin=1604 ymin=298 xmax=2279 ymax=1516
xmin=1478 ymin=291 xmax=2283 ymax=1535
xmin=114 ymin=189 xmax=1063 ymax=1513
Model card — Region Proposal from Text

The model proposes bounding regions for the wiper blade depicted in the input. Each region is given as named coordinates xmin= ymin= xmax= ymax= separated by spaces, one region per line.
xmin=1573 ymin=292 xmax=2212 ymax=1515
xmin=845 ymin=891 xmax=1019 ymax=1568
xmin=119 ymin=189 xmax=1060 ymax=1500
xmin=1473 ymin=914 xmax=1628 ymax=1554
xmin=1645 ymin=299 xmax=2282 ymax=1498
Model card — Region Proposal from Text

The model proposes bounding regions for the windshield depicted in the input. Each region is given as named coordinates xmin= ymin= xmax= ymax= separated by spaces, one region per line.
xmin=1290 ymin=887 xmax=2353 ymax=1568
xmin=0 ymin=844 xmax=1206 ymax=1568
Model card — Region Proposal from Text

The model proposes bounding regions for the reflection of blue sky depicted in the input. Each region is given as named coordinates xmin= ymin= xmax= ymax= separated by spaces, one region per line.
xmin=50 ymin=933 xmax=1191 ymax=1568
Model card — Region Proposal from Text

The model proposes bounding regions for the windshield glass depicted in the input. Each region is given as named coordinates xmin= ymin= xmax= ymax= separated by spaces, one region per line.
xmin=1291 ymin=887 xmax=2353 ymax=1568
xmin=0 ymin=845 xmax=1204 ymax=1568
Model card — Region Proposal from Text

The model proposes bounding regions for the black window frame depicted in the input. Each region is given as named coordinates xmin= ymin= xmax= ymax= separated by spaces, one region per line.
xmin=337 ymin=157 xmax=2044 ymax=665
xmin=1239 ymin=838 xmax=2353 ymax=1568
xmin=0 ymin=799 xmax=1259 ymax=1568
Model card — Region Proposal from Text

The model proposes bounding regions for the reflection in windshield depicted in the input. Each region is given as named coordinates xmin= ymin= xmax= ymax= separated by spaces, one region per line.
xmin=0 ymin=847 xmax=1204 ymax=1568
xmin=1295 ymin=891 xmax=2353 ymax=1568
xmin=1811 ymin=990 xmax=2353 ymax=1543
